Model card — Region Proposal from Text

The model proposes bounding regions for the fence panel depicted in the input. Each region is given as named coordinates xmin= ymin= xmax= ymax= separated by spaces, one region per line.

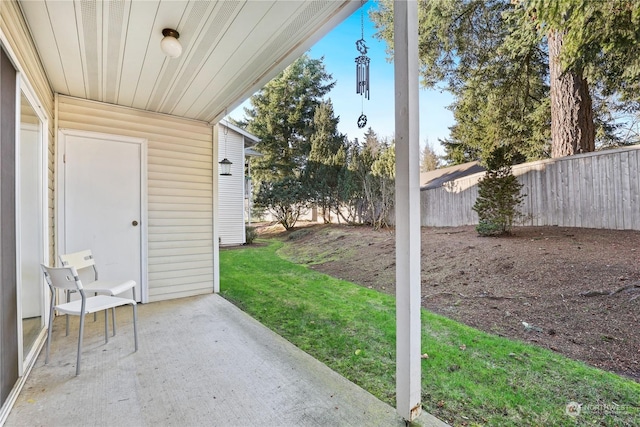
xmin=421 ymin=146 xmax=640 ymax=230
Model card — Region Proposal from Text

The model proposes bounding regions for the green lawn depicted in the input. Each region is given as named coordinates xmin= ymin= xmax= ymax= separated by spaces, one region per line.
xmin=220 ymin=240 xmax=640 ymax=426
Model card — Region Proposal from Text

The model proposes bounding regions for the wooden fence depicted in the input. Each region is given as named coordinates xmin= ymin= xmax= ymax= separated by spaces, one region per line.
xmin=421 ymin=145 xmax=640 ymax=230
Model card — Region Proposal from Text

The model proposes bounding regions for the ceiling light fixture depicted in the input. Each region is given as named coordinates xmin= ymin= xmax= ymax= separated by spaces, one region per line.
xmin=160 ymin=28 xmax=182 ymax=58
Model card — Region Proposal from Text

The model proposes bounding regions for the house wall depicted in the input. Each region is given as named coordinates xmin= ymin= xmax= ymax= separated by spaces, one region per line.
xmin=421 ymin=145 xmax=640 ymax=230
xmin=217 ymin=125 xmax=245 ymax=246
xmin=58 ymin=96 xmax=215 ymax=302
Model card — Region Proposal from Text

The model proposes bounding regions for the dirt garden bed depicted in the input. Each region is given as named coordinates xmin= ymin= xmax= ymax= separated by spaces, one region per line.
xmin=257 ymin=222 xmax=640 ymax=382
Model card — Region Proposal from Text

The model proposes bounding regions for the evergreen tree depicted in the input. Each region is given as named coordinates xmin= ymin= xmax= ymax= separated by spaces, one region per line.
xmin=370 ymin=142 xmax=395 ymax=229
xmin=306 ymin=100 xmax=347 ymax=222
xmin=372 ymin=0 xmax=551 ymax=163
xmin=240 ymin=55 xmax=335 ymax=228
xmin=473 ymin=146 xmax=525 ymax=236
xmin=243 ymin=54 xmax=335 ymax=184
xmin=348 ymin=133 xmax=378 ymax=224
xmin=547 ymin=28 xmax=595 ymax=157
xmin=348 ymin=129 xmax=395 ymax=229
xmin=531 ymin=0 xmax=640 ymax=103
xmin=420 ymin=140 xmax=441 ymax=171
xmin=531 ymin=0 xmax=640 ymax=151
xmin=335 ymin=138 xmax=366 ymax=223
xmin=371 ymin=0 xmax=639 ymax=163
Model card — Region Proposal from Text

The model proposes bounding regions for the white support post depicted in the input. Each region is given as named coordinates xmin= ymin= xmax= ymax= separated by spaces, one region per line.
xmin=394 ymin=0 xmax=422 ymax=422
xmin=212 ymin=125 xmax=220 ymax=293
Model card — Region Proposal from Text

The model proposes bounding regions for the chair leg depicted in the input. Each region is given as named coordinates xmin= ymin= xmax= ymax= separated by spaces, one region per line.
xmin=45 ymin=297 xmax=55 ymax=364
xmin=93 ymin=292 xmax=98 ymax=322
xmin=104 ymin=310 xmax=109 ymax=344
xmin=111 ymin=307 xmax=117 ymax=336
xmin=76 ymin=314 xmax=85 ymax=376
xmin=65 ymin=290 xmax=70 ymax=337
xmin=119 ymin=287 xmax=136 ymax=338
xmin=132 ymin=303 xmax=138 ymax=352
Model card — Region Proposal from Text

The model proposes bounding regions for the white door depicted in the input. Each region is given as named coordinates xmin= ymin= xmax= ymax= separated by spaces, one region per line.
xmin=60 ymin=130 xmax=145 ymax=301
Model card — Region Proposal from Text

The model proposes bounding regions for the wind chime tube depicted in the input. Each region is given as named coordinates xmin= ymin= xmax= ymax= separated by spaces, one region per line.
xmin=356 ymin=56 xmax=362 ymax=93
xmin=356 ymin=55 xmax=370 ymax=100
xmin=356 ymin=60 xmax=359 ymax=93
xmin=364 ymin=56 xmax=370 ymax=100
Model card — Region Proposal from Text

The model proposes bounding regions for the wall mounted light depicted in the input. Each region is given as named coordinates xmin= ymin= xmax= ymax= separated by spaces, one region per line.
xmin=219 ymin=158 xmax=232 ymax=176
xmin=161 ymin=28 xmax=182 ymax=58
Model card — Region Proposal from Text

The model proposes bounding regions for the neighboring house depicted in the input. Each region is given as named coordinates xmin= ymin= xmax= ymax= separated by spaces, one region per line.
xmin=217 ymin=122 xmax=260 ymax=246
xmin=417 ymin=161 xmax=487 ymax=227
xmin=420 ymin=161 xmax=485 ymax=190
xmin=0 ymin=0 xmax=361 ymax=420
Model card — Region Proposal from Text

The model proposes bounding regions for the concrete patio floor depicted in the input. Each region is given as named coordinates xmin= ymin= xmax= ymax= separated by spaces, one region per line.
xmin=6 ymin=294 xmax=448 ymax=427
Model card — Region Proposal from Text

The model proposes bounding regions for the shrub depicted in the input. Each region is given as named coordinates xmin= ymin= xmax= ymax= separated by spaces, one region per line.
xmin=245 ymin=226 xmax=258 ymax=245
xmin=254 ymin=177 xmax=309 ymax=230
xmin=473 ymin=147 xmax=525 ymax=236
xmin=476 ymin=219 xmax=507 ymax=236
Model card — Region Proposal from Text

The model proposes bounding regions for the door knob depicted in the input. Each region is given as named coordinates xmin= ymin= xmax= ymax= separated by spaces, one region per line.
xmin=132 ymin=220 xmax=139 ymax=226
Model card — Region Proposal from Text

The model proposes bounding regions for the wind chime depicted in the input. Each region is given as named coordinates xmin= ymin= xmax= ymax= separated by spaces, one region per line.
xmin=355 ymin=0 xmax=370 ymax=129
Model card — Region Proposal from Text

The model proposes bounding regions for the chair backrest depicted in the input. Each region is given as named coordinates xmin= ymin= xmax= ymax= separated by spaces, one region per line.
xmin=60 ymin=250 xmax=95 ymax=270
xmin=41 ymin=265 xmax=84 ymax=292
xmin=60 ymin=250 xmax=98 ymax=281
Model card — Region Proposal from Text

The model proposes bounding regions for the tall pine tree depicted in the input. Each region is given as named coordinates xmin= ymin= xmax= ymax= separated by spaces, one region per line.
xmin=371 ymin=0 xmax=639 ymax=164
xmin=306 ymin=100 xmax=347 ymax=222
xmin=243 ymin=54 xmax=335 ymax=184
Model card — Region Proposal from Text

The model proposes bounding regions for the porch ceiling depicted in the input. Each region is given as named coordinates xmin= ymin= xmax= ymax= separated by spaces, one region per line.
xmin=18 ymin=0 xmax=360 ymax=124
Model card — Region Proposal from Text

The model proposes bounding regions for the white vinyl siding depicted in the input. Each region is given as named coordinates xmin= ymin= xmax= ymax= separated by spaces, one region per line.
xmin=57 ymin=96 xmax=214 ymax=302
xmin=217 ymin=125 xmax=245 ymax=246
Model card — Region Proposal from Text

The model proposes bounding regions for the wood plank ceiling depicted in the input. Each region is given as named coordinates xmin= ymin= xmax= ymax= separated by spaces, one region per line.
xmin=18 ymin=0 xmax=360 ymax=124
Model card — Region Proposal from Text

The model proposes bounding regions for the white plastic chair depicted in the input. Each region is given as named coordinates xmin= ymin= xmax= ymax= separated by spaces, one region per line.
xmin=41 ymin=264 xmax=138 ymax=375
xmin=59 ymin=249 xmax=136 ymax=336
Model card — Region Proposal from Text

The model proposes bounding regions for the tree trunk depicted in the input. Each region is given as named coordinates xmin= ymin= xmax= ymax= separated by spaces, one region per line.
xmin=548 ymin=30 xmax=595 ymax=158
